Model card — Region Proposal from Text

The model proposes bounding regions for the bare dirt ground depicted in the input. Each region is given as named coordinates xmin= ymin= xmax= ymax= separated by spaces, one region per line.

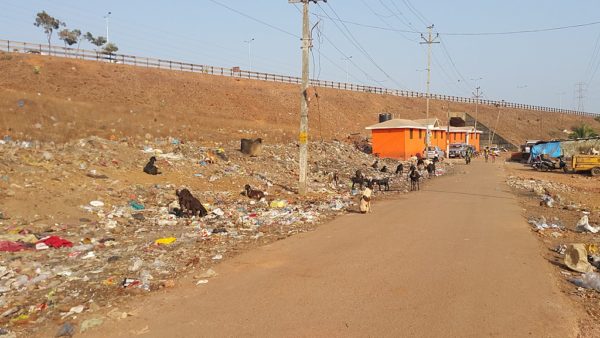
xmin=1 ymin=52 xmax=599 ymax=146
xmin=504 ymin=157 xmax=600 ymax=337
xmin=74 ymin=158 xmax=581 ymax=337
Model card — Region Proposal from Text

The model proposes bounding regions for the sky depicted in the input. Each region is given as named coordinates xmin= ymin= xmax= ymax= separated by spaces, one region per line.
xmin=1 ymin=0 xmax=599 ymax=113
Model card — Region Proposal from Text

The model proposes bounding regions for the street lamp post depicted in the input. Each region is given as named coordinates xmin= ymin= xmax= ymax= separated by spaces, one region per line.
xmin=244 ymin=38 xmax=255 ymax=71
xmin=104 ymin=12 xmax=111 ymax=43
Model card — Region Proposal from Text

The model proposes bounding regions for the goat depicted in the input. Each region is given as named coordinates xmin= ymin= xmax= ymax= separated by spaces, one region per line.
xmin=371 ymin=160 xmax=379 ymax=169
xmin=395 ymin=163 xmax=404 ymax=175
xmin=143 ymin=156 xmax=161 ymax=175
xmin=409 ymin=165 xmax=421 ymax=191
xmin=244 ymin=184 xmax=265 ymax=200
xmin=371 ymin=177 xmax=390 ymax=191
xmin=380 ymin=165 xmax=388 ymax=173
xmin=176 ymin=189 xmax=208 ymax=217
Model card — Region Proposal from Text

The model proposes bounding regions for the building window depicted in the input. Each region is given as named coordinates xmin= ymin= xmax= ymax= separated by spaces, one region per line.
xmin=410 ymin=129 xmax=413 ymax=139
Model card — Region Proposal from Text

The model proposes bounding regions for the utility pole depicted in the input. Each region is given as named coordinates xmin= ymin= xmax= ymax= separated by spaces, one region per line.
xmin=472 ymin=86 xmax=483 ymax=133
xmin=104 ymin=12 xmax=111 ymax=43
xmin=420 ymin=25 xmax=439 ymax=152
xmin=290 ymin=0 xmax=326 ymax=195
xmin=490 ymin=100 xmax=504 ymax=146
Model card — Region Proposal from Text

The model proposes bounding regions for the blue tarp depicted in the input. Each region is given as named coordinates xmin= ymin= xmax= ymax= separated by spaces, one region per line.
xmin=531 ymin=142 xmax=562 ymax=159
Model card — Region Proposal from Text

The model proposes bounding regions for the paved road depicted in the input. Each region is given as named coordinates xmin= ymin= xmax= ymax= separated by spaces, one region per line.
xmin=85 ymin=159 xmax=578 ymax=337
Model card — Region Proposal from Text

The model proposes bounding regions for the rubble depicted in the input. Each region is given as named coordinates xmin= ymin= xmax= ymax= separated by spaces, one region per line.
xmin=0 ymin=136 xmax=452 ymax=335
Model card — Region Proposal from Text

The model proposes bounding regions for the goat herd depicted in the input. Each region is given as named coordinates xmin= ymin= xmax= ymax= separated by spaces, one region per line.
xmin=351 ymin=158 xmax=439 ymax=193
xmin=142 ymin=149 xmax=440 ymax=219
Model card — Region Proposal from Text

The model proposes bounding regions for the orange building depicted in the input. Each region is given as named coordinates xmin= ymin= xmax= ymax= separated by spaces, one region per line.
xmin=366 ymin=118 xmax=481 ymax=160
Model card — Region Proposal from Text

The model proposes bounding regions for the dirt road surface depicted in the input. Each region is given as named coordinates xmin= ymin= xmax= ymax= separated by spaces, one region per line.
xmin=82 ymin=159 xmax=579 ymax=337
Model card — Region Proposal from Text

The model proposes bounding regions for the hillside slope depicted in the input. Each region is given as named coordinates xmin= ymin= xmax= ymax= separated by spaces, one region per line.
xmin=1 ymin=53 xmax=598 ymax=146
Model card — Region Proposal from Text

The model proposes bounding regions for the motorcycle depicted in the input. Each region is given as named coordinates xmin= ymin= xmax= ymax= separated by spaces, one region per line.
xmin=537 ymin=156 xmax=568 ymax=173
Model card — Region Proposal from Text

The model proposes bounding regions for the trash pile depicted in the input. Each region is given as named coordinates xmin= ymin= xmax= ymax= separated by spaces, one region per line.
xmin=0 ymin=135 xmax=453 ymax=335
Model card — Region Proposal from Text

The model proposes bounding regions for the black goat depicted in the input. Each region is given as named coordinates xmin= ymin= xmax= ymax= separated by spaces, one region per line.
xmin=143 ymin=156 xmax=161 ymax=175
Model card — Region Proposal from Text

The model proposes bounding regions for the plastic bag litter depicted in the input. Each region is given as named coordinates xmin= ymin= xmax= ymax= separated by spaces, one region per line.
xmin=571 ymin=272 xmax=600 ymax=292
xmin=575 ymin=212 xmax=600 ymax=233
xmin=154 ymin=237 xmax=176 ymax=245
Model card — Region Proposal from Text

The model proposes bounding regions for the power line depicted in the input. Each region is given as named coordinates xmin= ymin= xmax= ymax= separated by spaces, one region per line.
xmin=444 ymin=20 xmax=600 ymax=36
xmin=320 ymin=2 xmax=406 ymax=88
xmin=208 ymin=0 xmax=298 ymax=38
xmin=356 ymin=0 xmax=418 ymax=42
xmin=401 ymin=0 xmax=429 ymax=27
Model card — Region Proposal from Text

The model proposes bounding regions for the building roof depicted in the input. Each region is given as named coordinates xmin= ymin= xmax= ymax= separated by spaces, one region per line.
xmin=441 ymin=126 xmax=484 ymax=133
xmin=413 ymin=118 xmax=440 ymax=128
xmin=365 ymin=118 xmax=427 ymax=130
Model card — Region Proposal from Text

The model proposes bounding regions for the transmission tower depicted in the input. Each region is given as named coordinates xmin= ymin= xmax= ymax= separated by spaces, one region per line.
xmin=575 ymin=82 xmax=586 ymax=112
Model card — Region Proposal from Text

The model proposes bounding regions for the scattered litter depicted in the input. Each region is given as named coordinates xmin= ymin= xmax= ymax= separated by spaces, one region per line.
xmin=196 ymin=279 xmax=209 ymax=285
xmin=571 ymin=272 xmax=600 ymax=292
xmin=55 ymin=322 xmax=75 ymax=337
xmin=575 ymin=212 xmax=600 ymax=233
xmin=79 ymin=318 xmax=104 ymax=333
xmin=564 ymin=244 xmax=595 ymax=273
xmin=154 ymin=237 xmax=177 ymax=245
xmin=89 ymin=200 xmax=104 ymax=207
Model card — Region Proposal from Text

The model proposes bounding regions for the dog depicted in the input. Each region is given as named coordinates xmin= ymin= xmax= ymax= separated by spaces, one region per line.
xmin=371 ymin=177 xmax=390 ymax=191
xmin=409 ymin=165 xmax=421 ymax=191
xmin=143 ymin=156 xmax=161 ymax=175
xmin=371 ymin=160 xmax=379 ymax=169
xmin=380 ymin=165 xmax=388 ymax=173
xmin=244 ymin=184 xmax=265 ymax=200
xmin=176 ymin=189 xmax=208 ymax=217
xmin=395 ymin=163 xmax=403 ymax=175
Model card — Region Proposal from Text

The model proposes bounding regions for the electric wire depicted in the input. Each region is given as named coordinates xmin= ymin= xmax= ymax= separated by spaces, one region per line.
xmin=320 ymin=2 xmax=406 ymax=88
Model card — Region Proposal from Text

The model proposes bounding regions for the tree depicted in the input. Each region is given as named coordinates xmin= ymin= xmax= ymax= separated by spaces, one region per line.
xmin=102 ymin=42 xmax=118 ymax=54
xmin=34 ymin=11 xmax=65 ymax=52
xmin=58 ymin=29 xmax=81 ymax=48
xmin=569 ymin=124 xmax=598 ymax=139
xmin=84 ymin=32 xmax=107 ymax=49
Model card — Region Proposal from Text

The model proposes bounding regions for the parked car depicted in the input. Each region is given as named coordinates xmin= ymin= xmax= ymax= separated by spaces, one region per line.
xmin=489 ymin=146 xmax=500 ymax=156
xmin=424 ymin=146 xmax=445 ymax=159
xmin=449 ymin=143 xmax=467 ymax=158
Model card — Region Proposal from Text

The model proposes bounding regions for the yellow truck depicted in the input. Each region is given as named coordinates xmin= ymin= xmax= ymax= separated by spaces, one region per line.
xmin=572 ymin=155 xmax=600 ymax=176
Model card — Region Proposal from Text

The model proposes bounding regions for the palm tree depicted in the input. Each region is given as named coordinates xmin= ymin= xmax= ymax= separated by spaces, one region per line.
xmin=569 ymin=124 xmax=598 ymax=139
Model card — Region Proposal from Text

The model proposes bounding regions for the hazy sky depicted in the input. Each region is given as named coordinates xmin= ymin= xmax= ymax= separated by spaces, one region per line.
xmin=1 ymin=0 xmax=599 ymax=113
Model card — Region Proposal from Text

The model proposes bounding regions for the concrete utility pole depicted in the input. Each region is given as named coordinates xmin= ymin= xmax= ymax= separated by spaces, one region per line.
xmin=289 ymin=0 xmax=326 ymax=195
xmin=420 ymin=25 xmax=439 ymax=152
xmin=104 ymin=12 xmax=111 ymax=43
xmin=472 ymin=86 xmax=483 ymax=134
xmin=490 ymin=100 xmax=504 ymax=146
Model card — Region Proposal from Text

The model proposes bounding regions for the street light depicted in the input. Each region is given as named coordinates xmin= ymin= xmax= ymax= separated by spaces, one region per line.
xmin=104 ymin=12 xmax=111 ymax=43
xmin=341 ymin=56 xmax=352 ymax=83
xmin=244 ymin=38 xmax=255 ymax=71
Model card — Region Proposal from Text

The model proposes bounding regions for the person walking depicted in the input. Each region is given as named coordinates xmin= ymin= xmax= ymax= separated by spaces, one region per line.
xmin=483 ymin=147 xmax=489 ymax=163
